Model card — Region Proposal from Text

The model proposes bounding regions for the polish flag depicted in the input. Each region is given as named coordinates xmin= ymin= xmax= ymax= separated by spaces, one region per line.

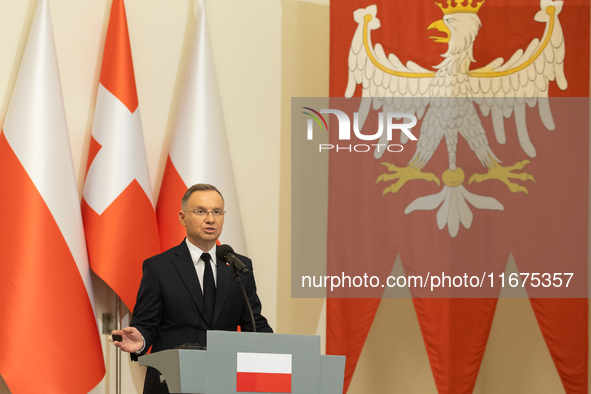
xmin=0 ymin=0 xmax=105 ymax=392
xmin=236 ymin=353 xmax=292 ymax=393
xmin=82 ymin=0 xmax=160 ymax=311
xmin=156 ymin=2 xmax=246 ymax=253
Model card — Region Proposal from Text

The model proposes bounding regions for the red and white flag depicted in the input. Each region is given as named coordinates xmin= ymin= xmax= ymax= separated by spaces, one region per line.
xmin=236 ymin=352 xmax=292 ymax=393
xmin=156 ymin=2 xmax=246 ymax=253
xmin=0 ymin=0 xmax=105 ymax=392
xmin=82 ymin=0 xmax=160 ymax=311
xmin=327 ymin=0 xmax=588 ymax=392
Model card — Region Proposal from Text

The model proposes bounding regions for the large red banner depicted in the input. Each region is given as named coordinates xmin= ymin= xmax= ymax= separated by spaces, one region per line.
xmin=327 ymin=0 xmax=589 ymax=392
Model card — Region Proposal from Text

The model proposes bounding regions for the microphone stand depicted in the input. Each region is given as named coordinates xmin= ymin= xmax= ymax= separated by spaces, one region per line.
xmin=230 ymin=268 xmax=256 ymax=333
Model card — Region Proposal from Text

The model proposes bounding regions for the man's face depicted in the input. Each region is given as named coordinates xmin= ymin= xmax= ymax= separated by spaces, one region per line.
xmin=179 ymin=190 xmax=225 ymax=251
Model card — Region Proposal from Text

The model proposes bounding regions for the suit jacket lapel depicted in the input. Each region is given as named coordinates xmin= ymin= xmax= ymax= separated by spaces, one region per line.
xmin=172 ymin=241 xmax=212 ymax=326
xmin=212 ymin=258 xmax=231 ymax=326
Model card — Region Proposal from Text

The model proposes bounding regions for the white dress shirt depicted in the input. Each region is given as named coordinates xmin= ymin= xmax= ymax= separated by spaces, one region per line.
xmin=185 ymin=239 xmax=218 ymax=292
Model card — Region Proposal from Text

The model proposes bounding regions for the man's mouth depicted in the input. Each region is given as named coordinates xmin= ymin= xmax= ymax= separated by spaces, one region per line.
xmin=204 ymin=227 xmax=216 ymax=233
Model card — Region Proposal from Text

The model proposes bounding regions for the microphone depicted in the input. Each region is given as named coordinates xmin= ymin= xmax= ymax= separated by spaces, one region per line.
xmin=217 ymin=244 xmax=257 ymax=332
xmin=216 ymin=244 xmax=250 ymax=274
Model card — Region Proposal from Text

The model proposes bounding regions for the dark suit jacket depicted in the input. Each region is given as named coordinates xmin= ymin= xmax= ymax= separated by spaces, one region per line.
xmin=130 ymin=240 xmax=272 ymax=394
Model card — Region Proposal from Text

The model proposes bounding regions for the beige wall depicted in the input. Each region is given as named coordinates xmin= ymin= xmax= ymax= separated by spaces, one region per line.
xmin=0 ymin=0 xmax=587 ymax=393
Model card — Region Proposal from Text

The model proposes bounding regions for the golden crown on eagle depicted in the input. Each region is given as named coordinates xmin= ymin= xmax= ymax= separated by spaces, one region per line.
xmin=436 ymin=0 xmax=485 ymax=14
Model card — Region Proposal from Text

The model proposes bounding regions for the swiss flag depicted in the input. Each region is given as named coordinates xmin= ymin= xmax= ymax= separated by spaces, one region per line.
xmin=156 ymin=2 xmax=246 ymax=253
xmin=0 ymin=0 xmax=105 ymax=392
xmin=82 ymin=0 xmax=160 ymax=311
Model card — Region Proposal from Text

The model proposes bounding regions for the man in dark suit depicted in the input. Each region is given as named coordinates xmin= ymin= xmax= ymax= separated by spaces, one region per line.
xmin=113 ymin=183 xmax=272 ymax=394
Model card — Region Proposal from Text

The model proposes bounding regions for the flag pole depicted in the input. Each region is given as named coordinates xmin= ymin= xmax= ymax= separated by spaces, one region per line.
xmin=116 ymin=295 xmax=122 ymax=394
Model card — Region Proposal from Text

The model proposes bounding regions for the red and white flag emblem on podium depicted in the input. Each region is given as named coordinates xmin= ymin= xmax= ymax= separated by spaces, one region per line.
xmin=236 ymin=352 xmax=292 ymax=393
xmin=0 ymin=0 xmax=104 ymax=392
xmin=82 ymin=0 xmax=160 ymax=311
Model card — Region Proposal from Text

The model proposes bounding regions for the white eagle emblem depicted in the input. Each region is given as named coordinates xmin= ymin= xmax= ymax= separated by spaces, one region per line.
xmin=346 ymin=0 xmax=566 ymax=237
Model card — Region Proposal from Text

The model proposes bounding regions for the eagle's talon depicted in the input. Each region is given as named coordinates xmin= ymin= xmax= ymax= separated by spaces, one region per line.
xmin=377 ymin=162 xmax=440 ymax=194
xmin=508 ymin=182 xmax=529 ymax=194
xmin=512 ymin=172 xmax=531 ymax=182
xmin=383 ymin=183 xmax=405 ymax=195
xmin=469 ymin=160 xmax=535 ymax=194
xmin=512 ymin=160 xmax=530 ymax=171
xmin=380 ymin=162 xmax=397 ymax=172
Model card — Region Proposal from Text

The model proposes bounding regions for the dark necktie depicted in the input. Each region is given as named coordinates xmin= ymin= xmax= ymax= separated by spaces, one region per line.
xmin=201 ymin=253 xmax=216 ymax=322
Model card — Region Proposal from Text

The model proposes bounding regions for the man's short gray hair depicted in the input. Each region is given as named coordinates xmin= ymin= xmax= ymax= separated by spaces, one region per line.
xmin=181 ymin=184 xmax=224 ymax=211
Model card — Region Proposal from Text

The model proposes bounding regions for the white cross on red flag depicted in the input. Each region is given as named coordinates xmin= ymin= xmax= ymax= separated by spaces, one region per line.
xmin=82 ymin=0 xmax=160 ymax=311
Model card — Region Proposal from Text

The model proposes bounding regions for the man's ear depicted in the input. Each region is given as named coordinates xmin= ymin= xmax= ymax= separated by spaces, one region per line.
xmin=179 ymin=210 xmax=187 ymax=227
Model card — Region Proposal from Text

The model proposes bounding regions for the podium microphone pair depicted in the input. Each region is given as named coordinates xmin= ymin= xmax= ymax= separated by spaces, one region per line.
xmin=216 ymin=244 xmax=256 ymax=332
